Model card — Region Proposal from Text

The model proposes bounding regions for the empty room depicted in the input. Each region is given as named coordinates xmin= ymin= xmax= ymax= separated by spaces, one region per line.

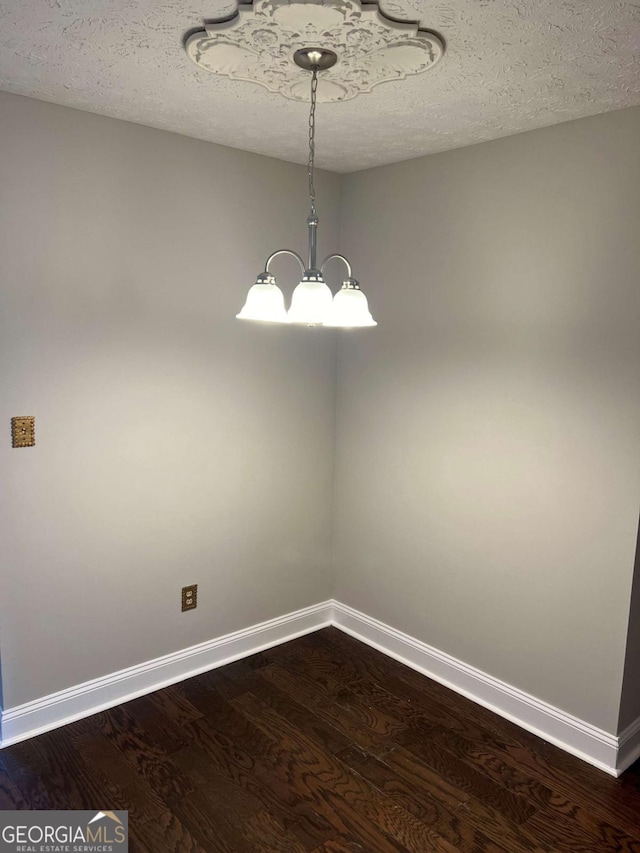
xmin=1 ymin=0 xmax=640 ymax=850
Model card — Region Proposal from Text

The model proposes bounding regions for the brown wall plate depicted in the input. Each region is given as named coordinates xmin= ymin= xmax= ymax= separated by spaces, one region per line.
xmin=12 ymin=416 xmax=35 ymax=448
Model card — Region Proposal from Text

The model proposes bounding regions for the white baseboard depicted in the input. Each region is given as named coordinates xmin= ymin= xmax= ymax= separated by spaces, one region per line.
xmin=617 ymin=715 xmax=640 ymax=775
xmin=0 ymin=597 xmax=629 ymax=777
xmin=331 ymin=600 xmax=621 ymax=777
xmin=0 ymin=601 xmax=333 ymax=749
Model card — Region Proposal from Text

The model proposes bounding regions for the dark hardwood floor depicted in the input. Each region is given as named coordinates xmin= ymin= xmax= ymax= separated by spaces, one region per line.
xmin=1 ymin=627 xmax=640 ymax=852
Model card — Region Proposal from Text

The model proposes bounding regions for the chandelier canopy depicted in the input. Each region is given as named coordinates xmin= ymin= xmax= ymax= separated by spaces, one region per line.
xmin=185 ymin=0 xmax=444 ymax=103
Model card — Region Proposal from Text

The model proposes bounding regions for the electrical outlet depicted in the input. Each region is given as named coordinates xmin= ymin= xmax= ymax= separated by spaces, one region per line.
xmin=182 ymin=584 xmax=198 ymax=612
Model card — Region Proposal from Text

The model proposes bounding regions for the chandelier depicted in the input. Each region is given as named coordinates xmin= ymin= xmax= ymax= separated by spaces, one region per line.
xmin=185 ymin=0 xmax=445 ymax=327
xmin=236 ymin=48 xmax=376 ymax=327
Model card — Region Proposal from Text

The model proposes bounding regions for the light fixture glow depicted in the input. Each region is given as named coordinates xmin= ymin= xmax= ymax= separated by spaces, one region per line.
xmin=288 ymin=272 xmax=334 ymax=325
xmin=324 ymin=279 xmax=377 ymax=328
xmin=236 ymin=48 xmax=377 ymax=329
xmin=236 ymin=273 xmax=289 ymax=323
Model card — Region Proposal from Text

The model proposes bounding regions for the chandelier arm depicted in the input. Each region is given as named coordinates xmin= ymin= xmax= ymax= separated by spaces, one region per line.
xmin=264 ymin=249 xmax=306 ymax=275
xmin=320 ymin=253 xmax=353 ymax=279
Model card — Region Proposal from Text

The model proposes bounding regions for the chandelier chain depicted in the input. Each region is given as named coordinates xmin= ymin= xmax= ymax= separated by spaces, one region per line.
xmin=308 ymin=67 xmax=318 ymax=217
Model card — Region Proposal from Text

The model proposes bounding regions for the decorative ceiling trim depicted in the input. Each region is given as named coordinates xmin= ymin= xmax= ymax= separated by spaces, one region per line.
xmin=185 ymin=0 xmax=444 ymax=102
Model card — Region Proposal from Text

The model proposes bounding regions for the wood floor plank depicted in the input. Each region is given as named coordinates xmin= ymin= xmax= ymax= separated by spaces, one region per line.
xmin=228 ymin=694 xmax=407 ymax=852
xmin=398 ymin=729 xmax=538 ymax=826
xmin=311 ymin=837 xmax=368 ymax=853
xmin=337 ymin=745 xmax=509 ymax=853
xmin=259 ymin=662 xmax=398 ymax=751
xmin=185 ymin=712 xmax=372 ymax=849
xmin=172 ymin=737 xmax=335 ymax=850
xmin=373 ymin=744 xmax=553 ymax=853
xmin=176 ymin=656 xmax=278 ymax=708
xmin=129 ymin=810 xmax=210 ymax=853
xmin=146 ymin=684 xmax=205 ymax=726
xmin=166 ymin=785 xmax=259 ymax=853
xmin=239 ymin=808 xmax=311 ymax=853
xmin=246 ymin=668 xmax=354 ymax=754
xmin=254 ymin=635 xmax=411 ymax=739
xmin=120 ymin=694 xmax=194 ymax=755
xmin=277 ymin=657 xmax=406 ymax=738
xmin=398 ymin=717 xmax=560 ymax=816
xmin=98 ymin=703 xmax=196 ymax=805
xmin=413 ymin=718 xmax=640 ymax=842
xmin=67 ymin=726 xmax=167 ymax=823
xmin=517 ymin=748 xmax=640 ymax=840
xmin=180 ymin=713 xmax=337 ymax=850
xmin=0 ymin=741 xmax=64 ymax=810
xmin=524 ymin=806 xmax=640 ymax=852
xmin=175 ymin=781 xmax=310 ymax=853
xmin=233 ymin=688 xmax=458 ymax=853
xmin=28 ymin=726 xmax=138 ymax=813
xmin=0 ymin=757 xmax=29 ymax=810
xmin=420 ymin=721 xmax=640 ymax=847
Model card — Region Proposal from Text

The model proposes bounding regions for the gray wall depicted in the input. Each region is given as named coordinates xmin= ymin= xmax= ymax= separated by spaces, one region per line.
xmin=335 ymin=107 xmax=640 ymax=732
xmin=2 ymin=90 xmax=639 ymax=736
xmin=0 ymin=92 xmax=339 ymax=708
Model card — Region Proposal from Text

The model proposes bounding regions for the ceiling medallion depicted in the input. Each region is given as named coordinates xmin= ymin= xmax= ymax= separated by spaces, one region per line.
xmin=185 ymin=0 xmax=444 ymax=102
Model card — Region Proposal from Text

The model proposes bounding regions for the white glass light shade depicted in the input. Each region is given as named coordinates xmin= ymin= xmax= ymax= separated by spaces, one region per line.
xmin=236 ymin=274 xmax=288 ymax=323
xmin=323 ymin=280 xmax=377 ymax=327
xmin=287 ymin=272 xmax=333 ymax=325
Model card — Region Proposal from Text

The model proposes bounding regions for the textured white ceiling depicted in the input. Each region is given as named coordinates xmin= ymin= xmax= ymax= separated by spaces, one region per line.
xmin=0 ymin=0 xmax=639 ymax=172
